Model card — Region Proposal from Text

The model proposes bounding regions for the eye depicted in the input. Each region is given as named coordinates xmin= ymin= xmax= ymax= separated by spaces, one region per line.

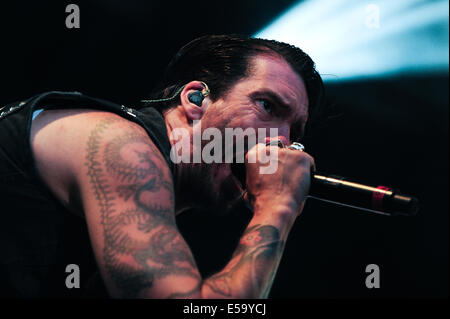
xmin=255 ymin=98 xmax=275 ymax=115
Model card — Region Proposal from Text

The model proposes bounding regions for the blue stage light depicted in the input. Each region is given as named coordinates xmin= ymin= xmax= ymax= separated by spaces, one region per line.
xmin=254 ymin=0 xmax=449 ymax=81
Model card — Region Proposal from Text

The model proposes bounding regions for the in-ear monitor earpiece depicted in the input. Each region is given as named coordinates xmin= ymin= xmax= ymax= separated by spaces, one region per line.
xmin=141 ymin=81 xmax=210 ymax=107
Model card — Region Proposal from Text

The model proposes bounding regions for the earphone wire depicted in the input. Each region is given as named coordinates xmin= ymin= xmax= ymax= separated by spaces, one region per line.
xmin=140 ymin=82 xmax=209 ymax=105
xmin=141 ymin=85 xmax=187 ymax=105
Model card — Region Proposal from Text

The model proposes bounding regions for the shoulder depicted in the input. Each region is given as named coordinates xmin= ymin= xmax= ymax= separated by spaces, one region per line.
xmin=31 ymin=109 xmax=172 ymax=213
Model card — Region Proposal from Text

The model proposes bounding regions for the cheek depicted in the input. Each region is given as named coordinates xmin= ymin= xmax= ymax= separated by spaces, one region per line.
xmin=205 ymin=102 xmax=236 ymax=128
xmin=206 ymin=101 xmax=274 ymax=143
xmin=227 ymin=105 xmax=263 ymax=129
xmin=212 ymin=109 xmax=256 ymax=131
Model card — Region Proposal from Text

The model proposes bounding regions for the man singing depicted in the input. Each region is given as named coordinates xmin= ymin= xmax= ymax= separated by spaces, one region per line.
xmin=0 ymin=34 xmax=325 ymax=298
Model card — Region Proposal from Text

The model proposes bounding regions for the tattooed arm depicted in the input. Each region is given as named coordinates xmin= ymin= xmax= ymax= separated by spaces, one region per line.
xmin=202 ymin=143 xmax=315 ymax=298
xmin=201 ymin=209 xmax=294 ymax=298
xmin=79 ymin=114 xmax=203 ymax=298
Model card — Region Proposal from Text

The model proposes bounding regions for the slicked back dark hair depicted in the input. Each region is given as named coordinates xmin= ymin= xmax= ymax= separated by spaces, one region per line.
xmin=143 ymin=34 xmax=326 ymax=136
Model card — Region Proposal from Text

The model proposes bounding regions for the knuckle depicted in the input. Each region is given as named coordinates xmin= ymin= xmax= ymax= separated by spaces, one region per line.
xmin=297 ymin=152 xmax=314 ymax=167
xmin=295 ymin=151 xmax=309 ymax=161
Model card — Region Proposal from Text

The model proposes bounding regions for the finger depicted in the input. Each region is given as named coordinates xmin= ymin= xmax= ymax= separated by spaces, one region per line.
xmin=311 ymin=157 xmax=316 ymax=174
xmin=289 ymin=151 xmax=316 ymax=177
xmin=304 ymin=153 xmax=316 ymax=173
xmin=245 ymin=142 xmax=280 ymax=162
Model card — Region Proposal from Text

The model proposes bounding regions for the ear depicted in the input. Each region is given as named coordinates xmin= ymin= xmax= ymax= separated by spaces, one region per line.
xmin=179 ymin=81 xmax=210 ymax=122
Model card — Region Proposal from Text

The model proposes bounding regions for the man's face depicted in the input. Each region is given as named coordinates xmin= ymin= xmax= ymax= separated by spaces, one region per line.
xmin=192 ymin=53 xmax=309 ymax=213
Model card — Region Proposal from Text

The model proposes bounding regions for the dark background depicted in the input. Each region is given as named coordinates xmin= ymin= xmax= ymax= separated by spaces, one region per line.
xmin=0 ymin=1 xmax=447 ymax=298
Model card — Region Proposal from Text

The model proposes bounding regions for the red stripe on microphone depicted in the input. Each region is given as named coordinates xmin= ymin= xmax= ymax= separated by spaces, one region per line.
xmin=372 ymin=186 xmax=391 ymax=211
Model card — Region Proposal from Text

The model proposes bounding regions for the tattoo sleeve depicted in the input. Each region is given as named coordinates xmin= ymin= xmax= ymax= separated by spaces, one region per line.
xmin=84 ymin=117 xmax=201 ymax=298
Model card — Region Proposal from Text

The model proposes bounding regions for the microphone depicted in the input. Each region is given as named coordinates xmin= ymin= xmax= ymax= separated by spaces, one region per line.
xmin=308 ymin=173 xmax=419 ymax=216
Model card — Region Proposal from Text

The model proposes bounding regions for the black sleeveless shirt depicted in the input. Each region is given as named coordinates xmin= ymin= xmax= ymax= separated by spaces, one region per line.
xmin=0 ymin=91 xmax=173 ymax=297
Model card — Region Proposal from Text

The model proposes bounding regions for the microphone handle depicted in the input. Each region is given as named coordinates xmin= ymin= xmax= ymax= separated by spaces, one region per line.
xmin=308 ymin=174 xmax=419 ymax=216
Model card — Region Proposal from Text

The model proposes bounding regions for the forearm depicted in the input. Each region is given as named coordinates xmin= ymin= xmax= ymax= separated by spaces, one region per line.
xmin=201 ymin=203 xmax=296 ymax=298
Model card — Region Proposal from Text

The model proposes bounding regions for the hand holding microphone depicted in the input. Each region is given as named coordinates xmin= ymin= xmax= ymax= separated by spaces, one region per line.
xmin=244 ymin=139 xmax=419 ymax=217
xmin=244 ymin=140 xmax=316 ymax=222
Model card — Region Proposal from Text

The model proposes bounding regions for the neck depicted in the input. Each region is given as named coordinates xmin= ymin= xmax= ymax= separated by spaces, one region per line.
xmin=163 ymin=107 xmax=198 ymax=215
